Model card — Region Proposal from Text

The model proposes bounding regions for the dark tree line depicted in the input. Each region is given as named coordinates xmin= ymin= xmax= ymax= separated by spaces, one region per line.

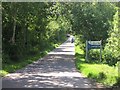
xmin=2 ymin=2 xmax=69 ymax=63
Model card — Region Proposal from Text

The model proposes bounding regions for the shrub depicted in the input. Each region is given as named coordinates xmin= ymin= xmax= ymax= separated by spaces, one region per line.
xmin=2 ymin=53 xmax=10 ymax=64
xmin=88 ymin=49 xmax=101 ymax=63
xmin=87 ymin=72 xmax=97 ymax=79
xmin=75 ymin=35 xmax=85 ymax=51
xmin=102 ymin=50 xmax=118 ymax=66
xmin=113 ymin=77 xmax=120 ymax=87
xmin=28 ymin=47 xmax=39 ymax=55
xmin=9 ymin=44 xmax=22 ymax=61
xmin=98 ymin=72 xmax=107 ymax=80
xmin=88 ymin=73 xmax=94 ymax=78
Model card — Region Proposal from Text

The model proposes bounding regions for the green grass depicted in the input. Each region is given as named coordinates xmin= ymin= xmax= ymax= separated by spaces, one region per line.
xmin=1 ymin=52 xmax=47 ymax=77
xmin=75 ymin=45 xmax=118 ymax=87
xmin=0 ymin=70 xmax=8 ymax=77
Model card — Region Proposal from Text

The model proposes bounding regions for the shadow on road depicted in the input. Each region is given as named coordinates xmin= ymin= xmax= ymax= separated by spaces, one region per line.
xmin=2 ymin=40 xmax=102 ymax=88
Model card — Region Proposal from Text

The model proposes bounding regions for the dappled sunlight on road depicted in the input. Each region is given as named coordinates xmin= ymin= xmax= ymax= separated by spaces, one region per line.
xmin=4 ymin=71 xmax=93 ymax=88
xmin=6 ymin=72 xmax=84 ymax=78
xmin=48 ymin=40 xmax=75 ymax=55
xmin=2 ymin=38 xmax=100 ymax=88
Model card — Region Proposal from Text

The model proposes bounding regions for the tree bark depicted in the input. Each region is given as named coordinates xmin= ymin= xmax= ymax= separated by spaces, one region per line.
xmin=11 ymin=18 xmax=16 ymax=44
xmin=10 ymin=2 xmax=17 ymax=44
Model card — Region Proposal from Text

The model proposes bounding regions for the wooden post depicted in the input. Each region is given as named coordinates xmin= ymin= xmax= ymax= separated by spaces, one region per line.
xmin=86 ymin=40 xmax=88 ymax=62
xmin=118 ymin=61 xmax=120 ymax=77
xmin=100 ymin=40 xmax=102 ymax=62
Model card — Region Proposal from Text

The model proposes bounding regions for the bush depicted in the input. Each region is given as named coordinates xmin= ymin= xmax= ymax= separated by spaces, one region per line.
xmin=9 ymin=44 xmax=22 ymax=61
xmin=28 ymin=47 xmax=39 ymax=55
xmin=2 ymin=53 xmax=10 ymax=64
xmin=88 ymin=73 xmax=95 ymax=78
xmin=75 ymin=36 xmax=85 ymax=51
xmin=88 ymin=72 xmax=107 ymax=81
xmin=113 ymin=77 xmax=120 ymax=87
xmin=88 ymin=49 xmax=101 ymax=63
xmin=87 ymin=73 xmax=98 ymax=80
xmin=102 ymin=50 xmax=118 ymax=66
xmin=98 ymin=72 xmax=107 ymax=80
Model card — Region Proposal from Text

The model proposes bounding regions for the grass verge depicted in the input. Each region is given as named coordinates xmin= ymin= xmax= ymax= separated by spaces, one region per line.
xmin=75 ymin=45 xmax=118 ymax=87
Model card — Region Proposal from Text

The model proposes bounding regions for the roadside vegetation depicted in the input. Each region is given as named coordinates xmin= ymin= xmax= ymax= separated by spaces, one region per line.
xmin=2 ymin=2 xmax=68 ymax=76
xmin=1 ymin=41 xmax=65 ymax=77
xmin=72 ymin=2 xmax=120 ymax=87
xmin=75 ymin=45 xmax=119 ymax=87
xmin=1 ymin=2 xmax=120 ymax=88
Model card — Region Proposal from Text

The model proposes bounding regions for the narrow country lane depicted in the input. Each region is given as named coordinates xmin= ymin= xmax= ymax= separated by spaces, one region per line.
xmin=2 ymin=38 xmax=103 ymax=88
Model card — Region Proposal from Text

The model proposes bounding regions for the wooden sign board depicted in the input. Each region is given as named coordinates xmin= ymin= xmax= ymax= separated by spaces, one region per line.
xmin=86 ymin=40 xmax=102 ymax=62
xmin=88 ymin=41 xmax=101 ymax=50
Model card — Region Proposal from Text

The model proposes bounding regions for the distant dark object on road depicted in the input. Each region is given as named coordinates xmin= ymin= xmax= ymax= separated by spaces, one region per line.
xmin=67 ymin=34 xmax=70 ymax=37
xmin=70 ymin=36 xmax=75 ymax=43
xmin=71 ymin=37 xmax=75 ymax=43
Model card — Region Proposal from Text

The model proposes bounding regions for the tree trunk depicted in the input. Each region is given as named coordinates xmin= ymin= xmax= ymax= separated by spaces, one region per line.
xmin=10 ymin=2 xmax=17 ymax=45
xmin=11 ymin=18 xmax=16 ymax=44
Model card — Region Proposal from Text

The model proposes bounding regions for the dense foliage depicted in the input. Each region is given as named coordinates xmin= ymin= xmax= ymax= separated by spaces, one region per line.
xmin=71 ymin=2 xmax=119 ymax=66
xmin=2 ymin=2 xmax=119 ymax=76
xmin=72 ymin=3 xmax=115 ymax=44
xmin=2 ymin=2 xmax=69 ymax=64
xmin=104 ymin=3 xmax=120 ymax=66
xmin=2 ymin=1 xmax=120 ymax=87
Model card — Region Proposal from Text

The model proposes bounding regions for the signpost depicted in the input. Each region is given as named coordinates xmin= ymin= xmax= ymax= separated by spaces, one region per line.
xmin=86 ymin=40 xmax=102 ymax=62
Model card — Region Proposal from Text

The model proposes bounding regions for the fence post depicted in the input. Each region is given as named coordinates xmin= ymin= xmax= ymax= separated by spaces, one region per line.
xmin=86 ymin=40 xmax=88 ymax=62
xmin=100 ymin=40 xmax=102 ymax=62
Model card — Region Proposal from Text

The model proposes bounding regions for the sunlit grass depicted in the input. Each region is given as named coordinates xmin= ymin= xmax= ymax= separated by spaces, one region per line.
xmin=2 ymin=52 xmax=44 ymax=74
xmin=0 ymin=70 xmax=8 ymax=77
xmin=75 ymin=45 xmax=118 ymax=86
